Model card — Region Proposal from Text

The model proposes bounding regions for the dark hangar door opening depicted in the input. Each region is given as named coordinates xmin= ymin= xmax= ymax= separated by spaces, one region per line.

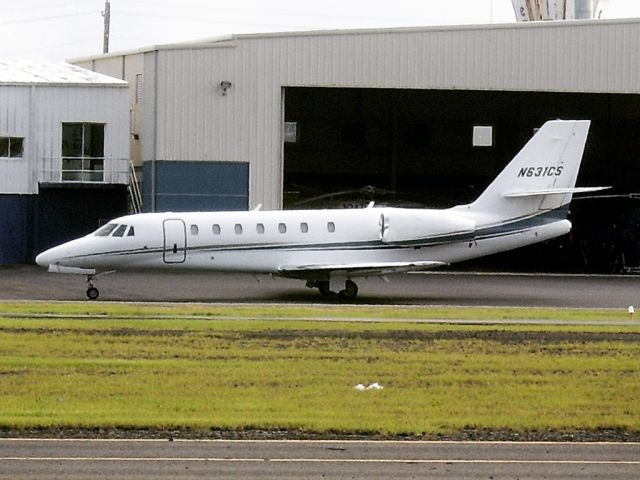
xmin=283 ymin=87 xmax=640 ymax=209
xmin=282 ymin=87 xmax=640 ymax=273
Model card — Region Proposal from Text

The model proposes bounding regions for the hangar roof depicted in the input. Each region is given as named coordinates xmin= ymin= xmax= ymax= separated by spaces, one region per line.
xmin=70 ymin=17 xmax=640 ymax=59
xmin=0 ymin=61 xmax=127 ymax=86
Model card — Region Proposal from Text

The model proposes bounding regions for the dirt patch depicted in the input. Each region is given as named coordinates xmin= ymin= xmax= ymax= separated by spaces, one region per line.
xmin=2 ymin=426 xmax=639 ymax=442
xmin=240 ymin=329 xmax=640 ymax=344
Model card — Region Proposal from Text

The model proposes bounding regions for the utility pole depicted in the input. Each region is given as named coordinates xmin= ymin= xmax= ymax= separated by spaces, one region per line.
xmin=102 ymin=0 xmax=111 ymax=54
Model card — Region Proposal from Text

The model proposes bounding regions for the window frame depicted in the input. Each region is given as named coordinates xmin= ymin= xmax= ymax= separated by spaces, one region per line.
xmin=112 ymin=224 xmax=128 ymax=237
xmin=0 ymin=136 xmax=24 ymax=158
xmin=61 ymin=122 xmax=105 ymax=182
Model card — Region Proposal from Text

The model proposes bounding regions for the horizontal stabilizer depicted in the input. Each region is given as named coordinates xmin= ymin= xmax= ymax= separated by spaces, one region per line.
xmin=502 ymin=186 xmax=610 ymax=198
xmin=277 ymin=260 xmax=446 ymax=279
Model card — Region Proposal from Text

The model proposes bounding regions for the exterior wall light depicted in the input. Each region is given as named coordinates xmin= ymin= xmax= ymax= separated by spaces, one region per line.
xmin=220 ymin=81 xmax=232 ymax=96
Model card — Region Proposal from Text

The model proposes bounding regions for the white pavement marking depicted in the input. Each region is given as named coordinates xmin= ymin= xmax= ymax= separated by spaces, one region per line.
xmin=2 ymin=457 xmax=640 ymax=465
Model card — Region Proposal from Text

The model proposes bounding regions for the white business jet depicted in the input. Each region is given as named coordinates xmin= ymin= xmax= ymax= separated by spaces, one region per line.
xmin=36 ymin=120 xmax=605 ymax=300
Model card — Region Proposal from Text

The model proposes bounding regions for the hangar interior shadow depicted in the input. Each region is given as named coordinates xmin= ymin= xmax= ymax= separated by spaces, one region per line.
xmin=284 ymin=87 xmax=640 ymax=272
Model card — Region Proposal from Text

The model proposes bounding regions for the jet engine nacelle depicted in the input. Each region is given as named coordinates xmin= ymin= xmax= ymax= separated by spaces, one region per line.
xmin=379 ymin=209 xmax=475 ymax=244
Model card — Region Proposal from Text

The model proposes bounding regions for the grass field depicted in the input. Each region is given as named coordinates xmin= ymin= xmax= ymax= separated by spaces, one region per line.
xmin=1 ymin=302 xmax=639 ymax=437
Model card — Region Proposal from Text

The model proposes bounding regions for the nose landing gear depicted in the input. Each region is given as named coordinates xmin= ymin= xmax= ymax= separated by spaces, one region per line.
xmin=86 ymin=275 xmax=99 ymax=300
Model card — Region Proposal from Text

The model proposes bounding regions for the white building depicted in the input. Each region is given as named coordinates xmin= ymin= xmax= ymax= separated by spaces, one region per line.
xmin=0 ymin=61 xmax=129 ymax=263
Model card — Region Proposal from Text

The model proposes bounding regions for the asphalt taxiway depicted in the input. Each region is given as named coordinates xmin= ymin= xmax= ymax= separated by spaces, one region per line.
xmin=1 ymin=439 xmax=640 ymax=480
xmin=2 ymin=265 xmax=640 ymax=308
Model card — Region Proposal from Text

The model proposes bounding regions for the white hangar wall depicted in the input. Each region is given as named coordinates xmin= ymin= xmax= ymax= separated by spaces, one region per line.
xmin=76 ymin=19 xmax=640 ymax=211
xmin=0 ymin=85 xmax=129 ymax=194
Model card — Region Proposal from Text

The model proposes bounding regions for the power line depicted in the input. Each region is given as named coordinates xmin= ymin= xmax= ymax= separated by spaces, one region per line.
xmin=122 ymin=0 xmax=421 ymax=24
xmin=0 ymin=11 xmax=98 ymax=26
xmin=0 ymin=1 xmax=90 ymax=15
xmin=0 ymin=39 xmax=98 ymax=58
xmin=114 ymin=9 xmax=315 ymax=29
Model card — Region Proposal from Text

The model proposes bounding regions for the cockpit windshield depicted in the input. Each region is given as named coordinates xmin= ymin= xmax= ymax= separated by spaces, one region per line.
xmin=94 ymin=223 xmax=118 ymax=236
xmin=94 ymin=223 xmax=135 ymax=237
xmin=112 ymin=224 xmax=127 ymax=237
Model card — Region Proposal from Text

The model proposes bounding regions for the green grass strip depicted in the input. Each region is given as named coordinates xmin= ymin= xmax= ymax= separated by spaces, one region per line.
xmin=0 ymin=302 xmax=639 ymax=435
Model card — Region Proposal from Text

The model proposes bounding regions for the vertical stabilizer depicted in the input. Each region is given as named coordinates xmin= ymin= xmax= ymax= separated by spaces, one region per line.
xmin=460 ymin=120 xmax=592 ymax=220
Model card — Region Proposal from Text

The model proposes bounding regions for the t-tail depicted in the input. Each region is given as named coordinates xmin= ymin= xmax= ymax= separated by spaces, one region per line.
xmin=454 ymin=120 xmax=606 ymax=222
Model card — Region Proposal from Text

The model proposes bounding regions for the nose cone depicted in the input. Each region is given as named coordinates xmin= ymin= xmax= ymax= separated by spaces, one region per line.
xmin=35 ymin=246 xmax=62 ymax=267
xmin=35 ymin=238 xmax=98 ymax=274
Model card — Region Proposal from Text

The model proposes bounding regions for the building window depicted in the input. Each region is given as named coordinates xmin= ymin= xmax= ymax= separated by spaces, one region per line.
xmin=300 ymin=222 xmax=309 ymax=233
xmin=256 ymin=223 xmax=265 ymax=234
xmin=212 ymin=224 xmax=221 ymax=235
xmin=278 ymin=223 xmax=287 ymax=234
xmin=61 ymin=123 xmax=104 ymax=181
xmin=284 ymin=122 xmax=298 ymax=143
xmin=0 ymin=137 xmax=24 ymax=158
xmin=190 ymin=224 xmax=199 ymax=236
xmin=135 ymin=73 xmax=143 ymax=104
xmin=327 ymin=222 xmax=336 ymax=233
xmin=234 ymin=224 xmax=243 ymax=234
xmin=472 ymin=125 xmax=493 ymax=147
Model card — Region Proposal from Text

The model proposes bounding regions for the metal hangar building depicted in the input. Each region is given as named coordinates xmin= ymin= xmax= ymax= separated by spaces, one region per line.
xmin=75 ymin=18 xmax=640 ymax=270
xmin=0 ymin=62 xmax=130 ymax=264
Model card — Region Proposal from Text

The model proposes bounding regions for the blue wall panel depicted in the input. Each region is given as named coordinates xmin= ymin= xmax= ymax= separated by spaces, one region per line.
xmin=36 ymin=185 xmax=128 ymax=255
xmin=0 ymin=195 xmax=33 ymax=264
xmin=143 ymin=161 xmax=249 ymax=212
xmin=0 ymin=188 xmax=128 ymax=264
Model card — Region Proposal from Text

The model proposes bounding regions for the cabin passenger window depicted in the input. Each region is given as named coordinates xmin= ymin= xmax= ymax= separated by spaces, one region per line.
xmin=94 ymin=223 xmax=117 ymax=236
xmin=212 ymin=224 xmax=221 ymax=235
xmin=256 ymin=223 xmax=265 ymax=234
xmin=234 ymin=224 xmax=243 ymax=234
xmin=300 ymin=222 xmax=309 ymax=233
xmin=112 ymin=224 xmax=127 ymax=237
xmin=327 ymin=222 xmax=336 ymax=233
xmin=190 ymin=224 xmax=199 ymax=236
xmin=127 ymin=226 xmax=135 ymax=237
xmin=278 ymin=223 xmax=287 ymax=234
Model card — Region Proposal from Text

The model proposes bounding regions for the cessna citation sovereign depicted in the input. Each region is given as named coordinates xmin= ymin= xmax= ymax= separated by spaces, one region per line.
xmin=36 ymin=120 xmax=605 ymax=300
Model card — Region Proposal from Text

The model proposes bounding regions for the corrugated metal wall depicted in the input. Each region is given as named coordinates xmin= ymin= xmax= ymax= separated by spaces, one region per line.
xmin=0 ymin=84 xmax=129 ymax=194
xmin=0 ymin=86 xmax=32 ymax=194
xmin=84 ymin=19 xmax=640 ymax=209
xmin=154 ymin=20 xmax=640 ymax=209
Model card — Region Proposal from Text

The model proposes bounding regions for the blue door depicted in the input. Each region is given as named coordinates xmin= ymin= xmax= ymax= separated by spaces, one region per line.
xmin=163 ymin=219 xmax=186 ymax=263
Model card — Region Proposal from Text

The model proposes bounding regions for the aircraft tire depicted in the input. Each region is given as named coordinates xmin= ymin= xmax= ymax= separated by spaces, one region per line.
xmin=86 ymin=287 xmax=99 ymax=300
xmin=339 ymin=280 xmax=358 ymax=299
xmin=317 ymin=281 xmax=332 ymax=297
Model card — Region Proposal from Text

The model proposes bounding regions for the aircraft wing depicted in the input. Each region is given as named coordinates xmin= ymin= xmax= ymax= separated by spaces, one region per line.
xmin=276 ymin=260 xmax=446 ymax=280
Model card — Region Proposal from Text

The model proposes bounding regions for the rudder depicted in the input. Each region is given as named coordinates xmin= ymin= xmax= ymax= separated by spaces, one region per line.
xmin=460 ymin=120 xmax=592 ymax=220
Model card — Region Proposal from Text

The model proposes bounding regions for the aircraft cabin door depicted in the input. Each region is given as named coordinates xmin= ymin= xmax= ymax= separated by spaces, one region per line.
xmin=163 ymin=219 xmax=187 ymax=263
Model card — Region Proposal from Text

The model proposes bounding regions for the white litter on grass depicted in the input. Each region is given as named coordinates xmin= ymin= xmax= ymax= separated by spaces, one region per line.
xmin=628 ymin=306 xmax=635 ymax=315
xmin=354 ymin=382 xmax=384 ymax=391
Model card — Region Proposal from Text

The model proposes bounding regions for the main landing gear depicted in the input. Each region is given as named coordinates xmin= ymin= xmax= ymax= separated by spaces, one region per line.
xmin=306 ymin=279 xmax=359 ymax=300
